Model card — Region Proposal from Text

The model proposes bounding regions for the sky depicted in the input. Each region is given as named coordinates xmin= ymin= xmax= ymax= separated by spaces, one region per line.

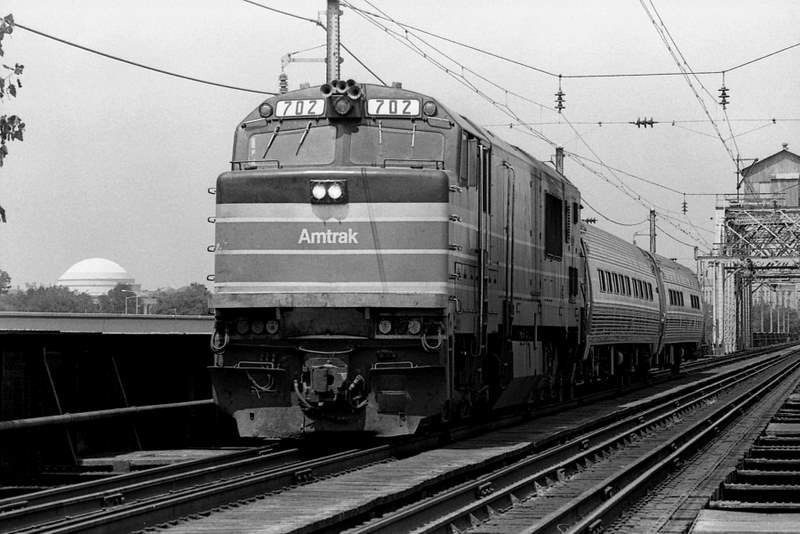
xmin=0 ymin=1 xmax=798 ymax=290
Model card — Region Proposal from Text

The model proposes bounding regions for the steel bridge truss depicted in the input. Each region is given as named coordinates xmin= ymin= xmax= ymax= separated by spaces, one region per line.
xmin=700 ymin=205 xmax=800 ymax=354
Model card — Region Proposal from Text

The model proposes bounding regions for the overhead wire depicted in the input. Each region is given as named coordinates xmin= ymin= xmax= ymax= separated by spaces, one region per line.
xmin=15 ymin=22 xmax=277 ymax=95
xmin=251 ymin=0 xmax=719 ymax=251
xmin=483 ymin=118 xmax=800 ymax=127
xmin=638 ymin=0 xmax=738 ymax=167
xmin=656 ymin=224 xmax=700 ymax=248
xmin=241 ymin=0 xmax=387 ymax=85
xmin=341 ymin=3 xmax=800 ymax=81
xmin=582 ymin=198 xmax=648 ymax=227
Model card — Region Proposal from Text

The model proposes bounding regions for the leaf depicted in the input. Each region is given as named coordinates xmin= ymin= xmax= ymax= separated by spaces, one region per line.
xmin=3 ymin=14 xmax=14 ymax=26
xmin=16 ymin=78 xmax=20 ymax=88
xmin=7 ymin=83 xmax=14 ymax=97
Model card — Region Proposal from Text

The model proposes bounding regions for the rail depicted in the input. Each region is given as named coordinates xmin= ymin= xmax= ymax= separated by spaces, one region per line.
xmin=340 ymin=348 xmax=800 ymax=533
xmin=0 ymin=399 xmax=214 ymax=432
xmin=2 ymin=345 xmax=795 ymax=533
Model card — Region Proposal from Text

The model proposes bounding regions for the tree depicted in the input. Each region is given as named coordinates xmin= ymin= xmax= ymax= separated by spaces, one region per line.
xmin=0 ymin=14 xmax=25 ymax=222
xmin=96 ymin=283 xmax=135 ymax=313
xmin=0 ymin=285 xmax=95 ymax=312
xmin=153 ymin=283 xmax=211 ymax=315
xmin=0 ymin=268 xmax=10 ymax=294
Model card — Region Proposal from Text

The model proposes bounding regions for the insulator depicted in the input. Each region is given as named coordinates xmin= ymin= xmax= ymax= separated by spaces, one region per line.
xmin=278 ymin=72 xmax=288 ymax=94
xmin=554 ymin=90 xmax=565 ymax=113
xmin=718 ymin=85 xmax=730 ymax=110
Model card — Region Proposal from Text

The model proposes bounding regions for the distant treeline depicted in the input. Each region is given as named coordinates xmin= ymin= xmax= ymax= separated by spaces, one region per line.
xmin=0 ymin=281 xmax=212 ymax=315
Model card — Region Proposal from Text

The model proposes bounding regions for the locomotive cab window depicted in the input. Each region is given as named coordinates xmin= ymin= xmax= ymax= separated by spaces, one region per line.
xmin=460 ymin=135 xmax=478 ymax=188
xmin=544 ymin=193 xmax=563 ymax=258
xmin=350 ymin=125 xmax=444 ymax=166
xmin=247 ymin=125 xmax=336 ymax=166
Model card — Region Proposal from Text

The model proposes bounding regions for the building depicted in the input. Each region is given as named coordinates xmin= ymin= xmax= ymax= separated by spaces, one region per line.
xmin=57 ymin=257 xmax=138 ymax=297
xmin=740 ymin=143 xmax=800 ymax=206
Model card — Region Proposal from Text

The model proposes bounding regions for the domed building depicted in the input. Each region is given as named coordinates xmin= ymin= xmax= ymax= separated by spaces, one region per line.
xmin=57 ymin=258 xmax=138 ymax=296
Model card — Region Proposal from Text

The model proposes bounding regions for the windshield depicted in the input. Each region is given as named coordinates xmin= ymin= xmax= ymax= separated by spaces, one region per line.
xmin=246 ymin=125 xmax=336 ymax=166
xmin=350 ymin=124 xmax=444 ymax=166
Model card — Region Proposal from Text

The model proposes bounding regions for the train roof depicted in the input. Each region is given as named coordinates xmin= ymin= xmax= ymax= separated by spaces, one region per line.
xmin=252 ymin=82 xmax=576 ymax=190
xmin=582 ymin=223 xmax=698 ymax=285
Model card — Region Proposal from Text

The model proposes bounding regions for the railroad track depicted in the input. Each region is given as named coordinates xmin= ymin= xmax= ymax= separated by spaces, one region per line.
xmin=0 ymin=345 xmax=792 ymax=534
xmin=343 ymin=348 xmax=800 ymax=534
xmin=708 ymin=388 xmax=800 ymax=511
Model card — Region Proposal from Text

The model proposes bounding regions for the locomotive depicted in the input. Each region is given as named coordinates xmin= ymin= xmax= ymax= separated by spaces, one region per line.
xmin=208 ymin=79 xmax=703 ymax=438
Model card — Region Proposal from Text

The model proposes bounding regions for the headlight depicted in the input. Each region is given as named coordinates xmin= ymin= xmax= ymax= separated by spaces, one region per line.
xmin=250 ymin=320 xmax=265 ymax=334
xmin=377 ymin=319 xmax=392 ymax=335
xmin=333 ymin=97 xmax=352 ymax=115
xmin=407 ymin=319 xmax=422 ymax=335
xmin=265 ymin=320 xmax=280 ymax=335
xmin=236 ymin=319 xmax=250 ymax=335
xmin=327 ymin=183 xmax=343 ymax=200
xmin=311 ymin=183 xmax=327 ymax=200
xmin=258 ymin=103 xmax=273 ymax=118
xmin=422 ymin=101 xmax=437 ymax=116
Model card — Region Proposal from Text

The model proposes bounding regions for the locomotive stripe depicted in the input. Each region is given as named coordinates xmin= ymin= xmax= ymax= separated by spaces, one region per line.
xmin=216 ymin=220 xmax=448 ymax=250
xmin=215 ymin=254 xmax=446 ymax=283
xmin=217 ymin=249 xmax=450 ymax=255
xmin=216 ymin=202 xmax=449 ymax=221
xmin=215 ymin=281 xmax=449 ymax=292
xmin=216 ymin=172 xmax=449 ymax=204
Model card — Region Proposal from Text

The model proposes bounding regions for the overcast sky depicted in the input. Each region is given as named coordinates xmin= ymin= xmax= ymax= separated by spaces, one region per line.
xmin=0 ymin=1 xmax=798 ymax=289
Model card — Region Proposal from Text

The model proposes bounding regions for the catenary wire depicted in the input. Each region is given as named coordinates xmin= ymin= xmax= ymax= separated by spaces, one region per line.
xmin=341 ymin=3 xmax=800 ymax=80
xmin=638 ymin=1 xmax=737 ymax=167
xmin=259 ymin=0 xmax=715 ymax=249
xmin=15 ymin=22 xmax=277 ymax=95
xmin=241 ymin=0 xmax=387 ymax=85
xmin=582 ymin=198 xmax=648 ymax=227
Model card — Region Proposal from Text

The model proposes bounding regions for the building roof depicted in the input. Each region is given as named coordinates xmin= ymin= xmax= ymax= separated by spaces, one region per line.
xmin=741 ymin=144 xmax=800 ymax=176
xmin=59 ymin=258 xmax=133 ymax=282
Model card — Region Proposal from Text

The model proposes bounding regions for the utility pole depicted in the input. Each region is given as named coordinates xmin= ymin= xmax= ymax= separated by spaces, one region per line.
xmin=555 ymin=146 xmax=564 ymax=174
xmin=649 ymin=209 xmax=656 ymax=255
xmin=326 ymin=0 xmax=341 ymax=82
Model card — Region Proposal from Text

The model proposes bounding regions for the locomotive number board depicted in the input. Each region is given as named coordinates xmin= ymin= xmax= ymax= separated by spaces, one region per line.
xmin=367 ymin=98 xmax=420 ymax=116
xmin=275 ymin=99 xmax=326 ymax=117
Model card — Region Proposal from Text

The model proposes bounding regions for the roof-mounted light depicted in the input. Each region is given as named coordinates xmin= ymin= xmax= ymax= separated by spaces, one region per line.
xmin=333 ymin=98 xmax=352 ymax=115
xmin=258 ymin=102 xmax=273 ymax=118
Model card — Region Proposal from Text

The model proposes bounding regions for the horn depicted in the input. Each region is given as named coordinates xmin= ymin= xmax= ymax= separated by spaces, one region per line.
xmin=346 ymin=84 xmax=362 ymax=101
xmin=346 ymin=79 xmax=356 ymax=87
xmin=335 ymin=79 xmax=347 ymax=93
xmin=320 ymin=83 xmax=333 ymax=97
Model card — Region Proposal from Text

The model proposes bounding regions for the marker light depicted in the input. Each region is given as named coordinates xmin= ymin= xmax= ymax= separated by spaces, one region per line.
xmin=422 ymin=101 xmax=437 ymax=117
xmin=236 ymin=319 xmax=250 ymax=335
xmin=333 ymin=98 xmax=352 ymax=115
xmin=327 ymin=183 xmax=343 ymax=200
xmin=250 ymin=320 xmax=265 ymax=335
xmin=311 ymin=183 xmax=327 ymax=200
xmin=265 ymin=320 xmax=280 ymax=335
xmin=407 ymin=319 xmax=422 ymax=335
xmin=258 ymin=103 xmax=273 ymax=118
xmin=378 ymin=319 xmax=392 ymax=335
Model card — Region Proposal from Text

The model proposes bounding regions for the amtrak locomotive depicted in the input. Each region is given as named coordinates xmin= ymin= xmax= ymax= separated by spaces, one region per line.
xmin=208 ymin=80 xmax=703 ymax=438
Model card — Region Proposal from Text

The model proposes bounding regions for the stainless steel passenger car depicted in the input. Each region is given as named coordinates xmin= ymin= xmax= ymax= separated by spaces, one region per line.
xmin=581 ymin=224 xmax=703 ymax=382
